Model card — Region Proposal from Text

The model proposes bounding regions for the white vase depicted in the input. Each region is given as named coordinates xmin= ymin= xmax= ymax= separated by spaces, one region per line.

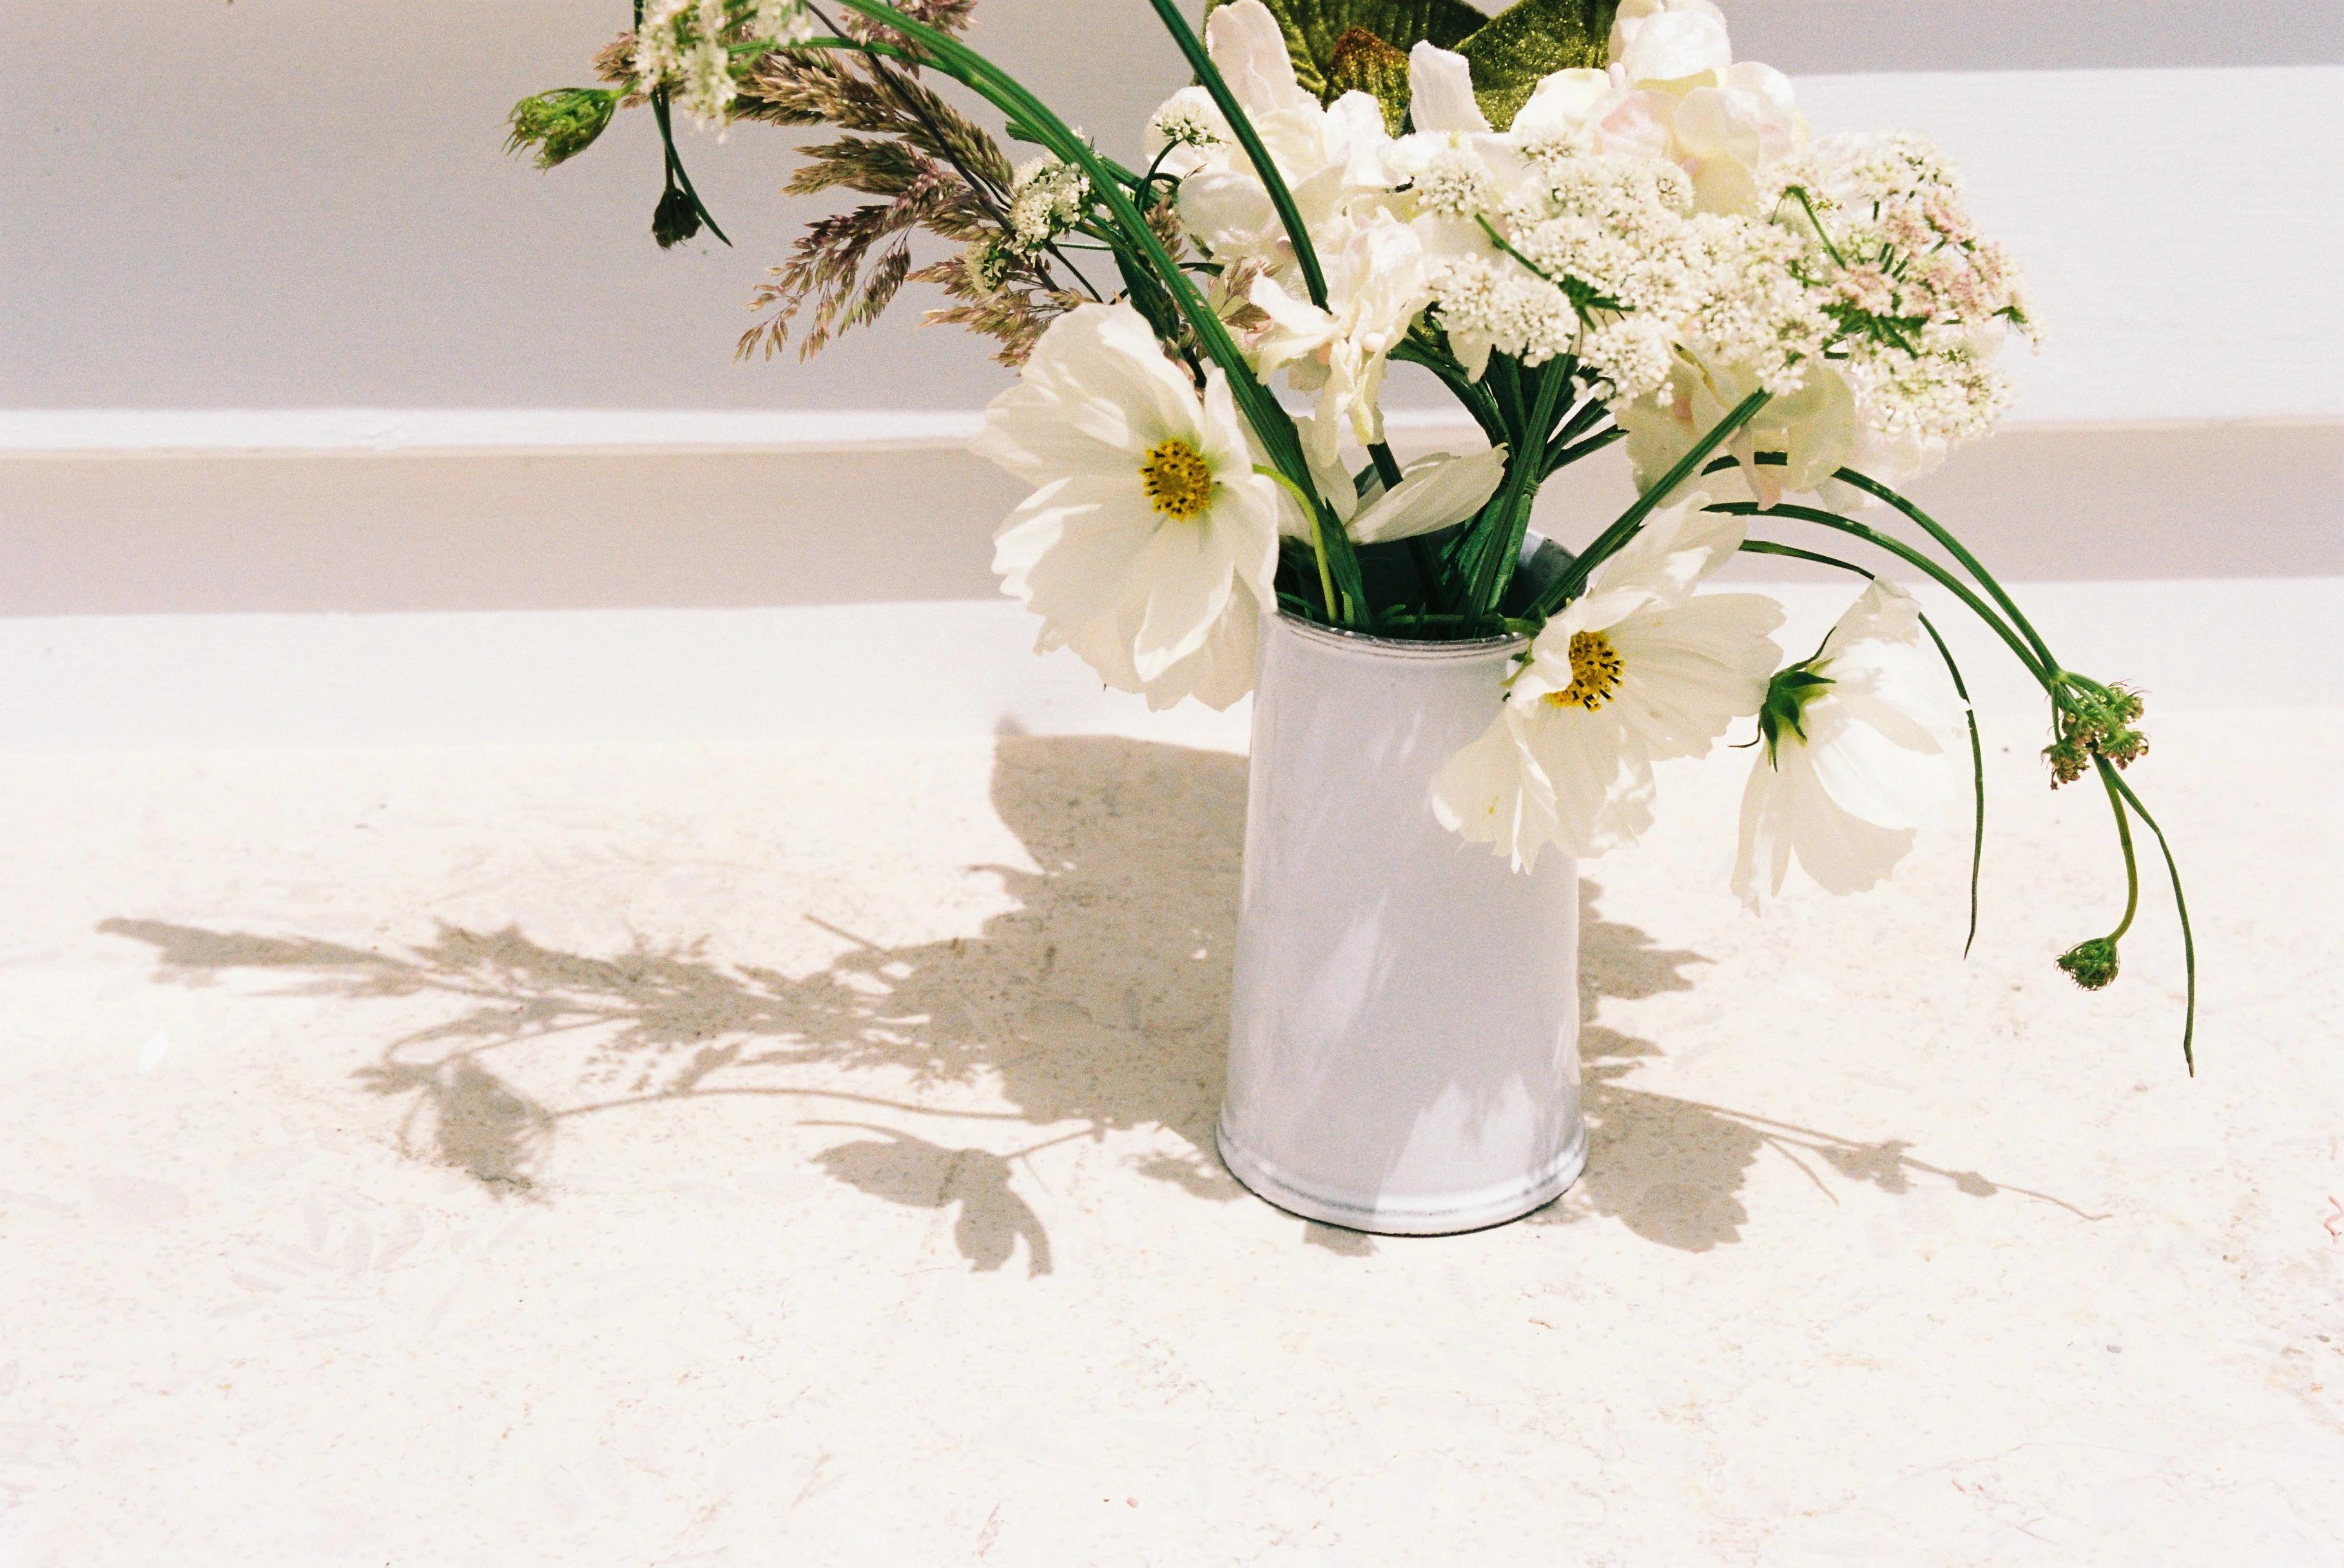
xmin=1218 ymin=542 xmax=1587 ymax=1235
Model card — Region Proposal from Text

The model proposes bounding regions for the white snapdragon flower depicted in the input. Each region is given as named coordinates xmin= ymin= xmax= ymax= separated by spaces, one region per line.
xmin=1167 ymin=1 xmax=1394 ymax=274
xmin=1733 ymin=581 xmax=1965 ymax=907
xmin=1432 ymin=496 xmax=1785 ymax=869
xmin=1247 ymin=212 xmax=1433 ymax=465
xmin=971 ymin=304 xmax=1283 ymax=711
xmin=1592 ymin=1 xmax=1805 ymax=217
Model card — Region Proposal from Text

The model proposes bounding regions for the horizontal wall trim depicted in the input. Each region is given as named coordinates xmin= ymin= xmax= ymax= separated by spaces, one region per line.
xmin=3 ymin=579 xmax=2336 ymax=754
xmin=3 ymin=407 xmax=2337 ymax=460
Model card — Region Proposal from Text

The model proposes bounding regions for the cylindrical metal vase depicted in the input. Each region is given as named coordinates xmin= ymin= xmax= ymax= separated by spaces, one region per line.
xmin=1219 ymin=545 xmax=1587 ymax=1236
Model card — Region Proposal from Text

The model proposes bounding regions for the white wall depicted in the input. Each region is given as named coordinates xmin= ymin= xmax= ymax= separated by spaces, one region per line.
xmin=5 ymin=2 xmax=2338 ymax=416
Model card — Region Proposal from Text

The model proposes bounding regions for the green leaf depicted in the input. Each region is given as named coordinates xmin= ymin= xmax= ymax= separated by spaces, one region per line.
xmin=1202 ymin=0 xmax=1489 ymax=98
xmin=1456 ymin=0 xmax=1616 ymax=128
xmin=1325 ymin=27 xmax=1414 ymax=133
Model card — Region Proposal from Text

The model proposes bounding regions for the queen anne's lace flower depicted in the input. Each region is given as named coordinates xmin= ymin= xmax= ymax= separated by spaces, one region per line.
xmin=750 ymin=0 xmax=817 ymax=44
xmin=1007 ymin=157 xmax=1090 ymax=254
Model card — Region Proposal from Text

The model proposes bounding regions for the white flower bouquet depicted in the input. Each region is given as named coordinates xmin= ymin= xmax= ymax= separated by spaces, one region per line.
xmin=512 ymin=0 xmax=2194 ymax=1066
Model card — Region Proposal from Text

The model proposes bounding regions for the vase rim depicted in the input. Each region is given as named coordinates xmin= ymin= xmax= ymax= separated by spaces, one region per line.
xmin=1268 ymin=612 xmax=1527 ymax=661
xmin=1267 ymin=530 xmax=1567 ymax=662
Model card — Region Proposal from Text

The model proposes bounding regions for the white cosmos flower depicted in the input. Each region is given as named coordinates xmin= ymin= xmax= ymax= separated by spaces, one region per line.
xmin=971 ymin=303 xmax=1281 ymax=711
xmin=1733 ymin=580 xmax=1966 ymax=907
xmin=1433 ymin=494 xmax=1785 ymax=869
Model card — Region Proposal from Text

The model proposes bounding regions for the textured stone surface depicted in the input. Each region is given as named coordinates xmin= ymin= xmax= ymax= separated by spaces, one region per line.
xmin=1 ymin=713 xmax=2337 ymax=1563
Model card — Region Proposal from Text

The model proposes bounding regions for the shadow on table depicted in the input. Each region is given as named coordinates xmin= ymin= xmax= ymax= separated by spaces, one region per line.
xmin=99 ymin=732 xmax=2087 ymax=1267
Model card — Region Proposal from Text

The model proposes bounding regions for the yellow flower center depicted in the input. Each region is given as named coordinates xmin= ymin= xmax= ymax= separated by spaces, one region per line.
xmin=1138 ymin=438 xmax=1215 ymax=521
xmin=1544 ymin=630 xmax=1624 ymax=711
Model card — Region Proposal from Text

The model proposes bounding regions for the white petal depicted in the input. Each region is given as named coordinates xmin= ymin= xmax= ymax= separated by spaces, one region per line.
xmin=1205 ymin=0 xmax=1317 ymax=121
xmin=1618 ymin=9 xmax=1732 ymax=84
xmin=1346 ymin=446 xmax=1509 ymax=543
xmin=1432 ymin=710 xmax=1562 ymax=873
xmin=1408 ymin=43 xmax=1491 ymax=136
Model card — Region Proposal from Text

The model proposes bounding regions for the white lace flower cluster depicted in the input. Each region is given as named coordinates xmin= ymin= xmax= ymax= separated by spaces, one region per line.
xmin=1006 ymin=156 xmax=1092 ymax=255
xmin=637 ymin=0 xmax=815 ymax=129
xmin=1768 ymin=133 xmax=2033 ymax=450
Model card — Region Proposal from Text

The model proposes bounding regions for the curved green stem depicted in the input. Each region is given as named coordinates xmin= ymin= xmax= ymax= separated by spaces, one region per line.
xmin=2093 ymin=759 xmax=2141 ymax=944
xmin=1709 ymin=501 xmax=2052 ymax=687
xmin=1833 ymin=468 xmax=2062 ymax=675
xmin=2102 ymin=765 xmax=2198 ymax=1075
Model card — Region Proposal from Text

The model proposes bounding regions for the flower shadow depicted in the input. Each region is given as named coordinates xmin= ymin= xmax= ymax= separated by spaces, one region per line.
xmin=99 ymin=732 xmax=2089 ymax=1261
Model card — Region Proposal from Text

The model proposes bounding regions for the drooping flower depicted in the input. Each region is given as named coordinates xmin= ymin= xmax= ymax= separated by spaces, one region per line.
xmin=1732 ymin=580 xmax=1965 ymax=907
xmin=1433 ymin=496 xmax=1785 ymax=868
xmin=971 ymin=304 xmax=1283 ymax=711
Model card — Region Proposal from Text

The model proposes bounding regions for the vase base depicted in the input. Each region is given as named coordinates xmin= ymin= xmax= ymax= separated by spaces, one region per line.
xmin=1214 ymin=1111 xmax=1588 ymax=1237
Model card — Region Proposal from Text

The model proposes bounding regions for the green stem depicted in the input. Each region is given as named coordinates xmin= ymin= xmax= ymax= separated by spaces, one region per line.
xmin=1832 ymin=468 xmax=2062 ymax=675
xmin=1469 ymin=363 xmax=1570 ymax=620
xmin=1710 ymin=501 xmax=2052 ymax=686
xmin=1527 ymin=389 xmax=1774 ymax=621
xmin=2102 ymin=765 xmax=2198 ymax=1075
xmin=825 ymin=0 xmax=1366 ymax=622
xmin=2093 ymin=760 xmax=2141 ymax=945
xmin=1258 ymin=465 xmax=1338 ymax=619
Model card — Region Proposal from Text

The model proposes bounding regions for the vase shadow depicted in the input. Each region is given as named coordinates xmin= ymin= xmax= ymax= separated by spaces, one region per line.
xmin=98 ymin=731 xmax=2089 ymax=1264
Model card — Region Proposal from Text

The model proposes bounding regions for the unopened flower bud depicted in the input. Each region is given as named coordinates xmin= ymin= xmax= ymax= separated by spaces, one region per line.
xmin=506 ymin=88 xmax=619 ymax=170
xmin=2100 ymin=728 xmax=2149 ymax=768
xmin=2058 ymin=937 xmax=2120 ymax=990
xmin=2044 ymin=736 xmax=2087 ymax=788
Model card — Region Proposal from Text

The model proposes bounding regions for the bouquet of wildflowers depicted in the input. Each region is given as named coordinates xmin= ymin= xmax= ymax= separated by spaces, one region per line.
xmin=511 ymin=0 xmax=2195 ymax=1064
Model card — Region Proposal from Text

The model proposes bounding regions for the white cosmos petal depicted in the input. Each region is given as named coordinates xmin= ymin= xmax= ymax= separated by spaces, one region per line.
xmin=974 ymin=302 xmax=1276 ymax=711
xmin=1584 ymin=490 xmax=1743 ymax=606
xmin=1408 ymin=43 xmax=1491 ymax=135
xmin=1346 ymin=446 xmax=1509 ymax=544
xmin=1431 ymin=710 xmax=1563 ymax=873
xmin=996 ymin=475 xmax=1164 ymax=629
xmin=1130 ymin=511 xmax=1241 ymax=678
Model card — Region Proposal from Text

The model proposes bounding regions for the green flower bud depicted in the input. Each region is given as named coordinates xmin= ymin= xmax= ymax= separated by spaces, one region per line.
xmin=2044 ymin=735 xmax=2088 ymax=788
xmin=653 ymin=181 xmax=704 ymax=249
xmin=1756 ymin=659 xmax=1834 ymax=766
xmin=2058 ymin=937 xmax=2121 ymax=990
xmin=507 ymin=88 xmax=618 ymax=171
